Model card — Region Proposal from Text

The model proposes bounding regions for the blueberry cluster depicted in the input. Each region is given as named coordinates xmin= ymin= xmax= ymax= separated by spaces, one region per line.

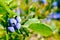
xmin=7 ymin=16 xmax=21 ymax=32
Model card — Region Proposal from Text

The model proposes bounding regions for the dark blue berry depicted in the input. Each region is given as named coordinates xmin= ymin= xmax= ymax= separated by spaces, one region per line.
xmin=52 ymin=1 xmax=57 ymax=7
xmin=14 ymin=23 xmax=21 ymax=30
xmin=8 ymin=18 xmax=17 ymax=26
xmin=7 ymin=27 xmax=15 ymax=32
xmin=15 ymin=16 xmax=21 ymax=23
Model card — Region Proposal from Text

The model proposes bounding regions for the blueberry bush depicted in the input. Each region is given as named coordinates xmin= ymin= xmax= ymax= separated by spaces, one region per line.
xmin=0 ymin=0 xmax=60 ymax=40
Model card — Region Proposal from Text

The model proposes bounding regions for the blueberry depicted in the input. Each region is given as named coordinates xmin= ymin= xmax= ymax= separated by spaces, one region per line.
xmin=48 ymin=12 xmax=60 ymax=19
xmin=52 ymin=1 xmax=57 ymax=7
xmin=53 ymin=13 xmax=60 ymax=19
xmin=15 ymin=16 xmax=21 ymax=23
xmin=42 ymin=0 xmax=46 ymax=4
xmin=7 ymin=27 xmax=15 ymax=32
xmin=15 ymin=23 xmax=21 ymax=30
xmin=8 ymin=18 xmax=17 ymax=26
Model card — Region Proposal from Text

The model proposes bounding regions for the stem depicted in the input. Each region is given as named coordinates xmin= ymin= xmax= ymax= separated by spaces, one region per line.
xmin=17 ymin=30 xmax=20 ymax=34
xmin=6 ymin=32 xmax=9 ymax=40
xmin=4 ymin=28 xmax=9 ymax=40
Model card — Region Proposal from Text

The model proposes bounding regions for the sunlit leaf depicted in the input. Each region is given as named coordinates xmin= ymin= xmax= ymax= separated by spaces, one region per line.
xmin=0 ymin=14 xmax=3 ymax=17
xmin=2 ymin=0 xmax=12 ymax=4
xmin=0 ymin=1 xmax=17 ymax=18
xmin=29 ymin=23 xmax=54 ymax=37
xmin=23 ymin=18 xmax=40 ymax=28
xmin=49 ymin=22 xmax=56 ymax=31
xmin=0 ymin=24 xmax=4 ymax=29
xmin=0 ymin=7 xmax=7 ymax=14
xmin=9 ymin=1 xmax=18 ymax=9
xmin=0 ymin=17 xmax=5 ymax=22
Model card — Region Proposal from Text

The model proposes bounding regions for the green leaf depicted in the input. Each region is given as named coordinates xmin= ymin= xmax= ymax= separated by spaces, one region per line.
xmin=0 ymin=1 xmax=17 ymax=17
xmin=49 ymin=22 xmax=56 ymax=31
xmin=9 ymin=1 xmax=18 ymax=9
xmin=0 ymin=17 xmax=5 ymax=22
xmin=25 ymin=0 xmax=29 ymax=4
xmin=0 ymin=24 xmax=4 ymax=29
xmin=23 ymin=18 xmax=40 ymax=28
xmin=29 ymin=23 xmax=53 ymax=37
xmin=2 ymin=0 xmax=12 ymax=4
xmin=0 ymin=7 xmax=7 ymax=14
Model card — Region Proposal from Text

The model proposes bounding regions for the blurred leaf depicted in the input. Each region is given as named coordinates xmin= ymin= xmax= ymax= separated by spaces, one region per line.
xmin=45 ymin=5 xmax=51 ymax=11
xmin=49 ymin=22 xmax=56 ymax=31
xmin=9 ymin=1 xmax=18 ymax=10
xmin=0 ymin=14 xmax=3 ymax=17
xmin=0 ymin=7 xmax=7 ymax=14
xmin=1 ymin=0 xmax=12 ymax=4
xmin=25 ymin=0 xmax=29 ymax=4
xmin=0 ymin=31 xmax=6 ymax=38
xmin=20 ymin=1 xmax=26 ymax=10
xmin=30 ymin=5 xmax=36 ymax=12
xmin=29 ymin=23 xmax=53 ymax=37
xmin=23 ymin=18 xmax=40 ymax=28
xmin=0 ymin=0 xmax=17 ymax=18
xmin=0 ymin=24 xmax=4 ymax=29
xmin=0 ymin=24 xmax=6 ymax=38
xmin=0 ymin=17 xmax=5 ymax=22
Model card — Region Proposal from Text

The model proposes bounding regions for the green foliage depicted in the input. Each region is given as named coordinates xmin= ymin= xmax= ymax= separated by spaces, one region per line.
xmin=1 ymin=0 xmax=12 ymax=4
xmin=23 ymin=18 xmax=40 ymax=28
xmin=29 ymin=23 xmax=55 ymax=37
xmin=0 ymin=0 xmax=59 ymax=40
xmin=9 ymin=0 xmax=18 ymax=10
xmin=30 ymin=6 xmax=36 ymax=12
xmin=0 ymin=7 xmax=7 ymax=14
xmin=25 ymin=0 xmax=29 ymax=4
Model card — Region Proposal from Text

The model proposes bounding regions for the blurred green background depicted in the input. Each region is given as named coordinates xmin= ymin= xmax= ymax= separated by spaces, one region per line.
xmin=0 ymin=0 xmax=60 ymax=40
